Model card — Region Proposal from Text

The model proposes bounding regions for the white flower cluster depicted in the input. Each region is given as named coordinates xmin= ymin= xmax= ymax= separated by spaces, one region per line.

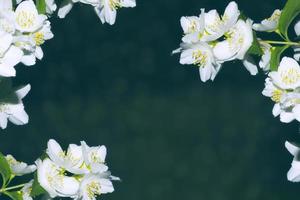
xmin=3 ymin=139 xmax=119 ymax=200
xmin=0 ymin=0 xmax=53 ymax=77
xmin=58 ymin=0 xmax=136 ymax=25
xmin=263 ymin=57 xmax=300 ymax=123
xmin=173 ymin=1 xmax=255 ymax=82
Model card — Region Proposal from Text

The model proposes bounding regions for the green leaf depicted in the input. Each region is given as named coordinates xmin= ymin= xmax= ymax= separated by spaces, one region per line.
xmin=278 ymin=0 xmax=300 ymax=40
xmin=30 ymin=172 xmax=46 ymax=197
xmin=270 ymin=45 xmax=289 ymax=71
xmin=35 ymin=0 xmax=46 ymax=14
xmin=0 ymin=152 xmax=12 ymax=187
xmin=4 ymin=191 xmax=23 ymax=200
xmin=247 ymin=31 xmax=263 ymax=56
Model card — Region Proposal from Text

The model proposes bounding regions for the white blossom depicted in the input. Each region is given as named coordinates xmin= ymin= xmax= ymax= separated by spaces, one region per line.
xmin=176 ymin=42 xmax=221 ymax=82
xmin=47 ymin=139 xmax=87 ymax=174
xmin=5 ymin=154 xmax=36 ymax=176
xmin=58 ymin=0 xmax=136 ymax=25
xmin=36 ymin=158 xmax=80 ymax=198
xmin=81 ymin=141 xmax=108 ymax=174
xmin=0 ymin=84 xmax=30 ymax=129
xmin=213 ymin=19 xmax=256 ymax=75
xmin=75 ymin=174 xmax=114 ymax=200
xmin=253 ymin=9 xmax=281 ymax=32
xmin=14 ymin=0 xmax=47 ymax=33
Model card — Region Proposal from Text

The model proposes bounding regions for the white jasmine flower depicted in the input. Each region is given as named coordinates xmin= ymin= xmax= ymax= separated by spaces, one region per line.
xmin=5 ymin=155 xmax=36 ymax=176
xmin=47 ymin=139 xmax=87 ymax=174
xmin=259 ymin=41 xmax=271 ymax=71
xmin=0 ymin=33 xmax=23 ymax=77
xmin=176 ymin=42 xmax=221 ymax=82
xmin=262 ymin=77 xmax=285 ymax=116
xmin=213 ymin=19 xmax=255 ymax=74
xmin=14 ymin=20 xmax=53 ymax=66
xmin=268 ymin=57 xmax=300 ymax=90
xmin=94 ymin=0 xmax=136 ymax=25
xmin=285 ymin=141 xmax=300 ymax=182
xmin=81 ymin=141 xmax=109 ymax=174
xmin=180 ymin=9 xmax=205 ymax=43
xmin=58 ymin=0 xmax=136 ymax=25
xmin=14 ymin=0 xmax=47 ymax=33
xmin=75 ymin=174 xmax=114 ymax=200
xmin=0 ymin=84 xmax=30 ymax=129
xmin=36 ymin=158 xmax=80 ymax=198
xmin=202 ymin=1 xmax=240 ymax=42
xmin=21 ymin=180 xmax=34 ymax=200
xmin=253 ymin=9 xmax=281 ymax=32
xmin=262 ymin=78 xmax=296 ymax=123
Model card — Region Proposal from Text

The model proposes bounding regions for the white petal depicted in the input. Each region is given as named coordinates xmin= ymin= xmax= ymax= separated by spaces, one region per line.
xmin=58 ymin=0 xmax=73 ymax=18
xmin=294 ymin=20 xmax=300 ymax=36
xmin=285 ymin=141 xmax=300 ymax=156
xmin=15 ymin=84 xmax=31 ymax=100
xmin=288 ymin=160 xmax=300 ymax=182
xmin=242 ymin=56 xmax=258 ymax=75
xmin=280 ymin=111 xmax=295 ymax=123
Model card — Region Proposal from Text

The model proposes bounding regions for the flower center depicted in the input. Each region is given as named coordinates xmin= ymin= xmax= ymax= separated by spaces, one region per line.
xmin=280 ymin=68 xmax=300 ymax=85
xmin=109 ymin=0 xmax=121 ymax=10
xmin=34 ymin=32 xmax=44 ymax=46
xmin=192 ymin=50 xmax=208 ymax=67
xmin=16 ymin=11 xmax=36 ymax=30
xmin=86 ymin=181 xmax=101 ymax=199
xmin=271 ymin=89 xmax=283 ymax=103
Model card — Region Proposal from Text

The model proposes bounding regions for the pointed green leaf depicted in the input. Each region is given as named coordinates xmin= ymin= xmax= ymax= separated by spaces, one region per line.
xmin=4 ymin=191 xmax=23 ymax=200
xmin=0 ymin=152 xmax=12 ymax=188
xmin=36 ymin=0 xmax=46 ymax=14
xmin=30 ymin=172 xmax=46 ymax=197
xmin=270 ymin=45 xmax=289 ymax=71
xmin=278 ymin=0 xmax=300 ymax=40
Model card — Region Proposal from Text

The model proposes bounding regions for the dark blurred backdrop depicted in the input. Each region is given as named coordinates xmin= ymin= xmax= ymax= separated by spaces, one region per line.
xmin=1 ymin=0 xmax=300 ymax=199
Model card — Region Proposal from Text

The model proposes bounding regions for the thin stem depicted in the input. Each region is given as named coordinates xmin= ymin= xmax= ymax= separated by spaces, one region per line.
xmin=264 ymin=40 xmax=300 ymax=46
xmin=0 ymin=184 xmax=25 ymax=193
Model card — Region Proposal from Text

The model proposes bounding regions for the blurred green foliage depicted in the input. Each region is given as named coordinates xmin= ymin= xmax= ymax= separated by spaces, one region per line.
xmin=1 ymin=0 xmax=300 ymax=199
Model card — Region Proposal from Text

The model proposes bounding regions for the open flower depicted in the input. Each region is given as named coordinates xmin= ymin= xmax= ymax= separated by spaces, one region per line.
xmin=75 ymin=174 xmax=115 ymax=200
xmin=36 ymin=158 xmax=80 ymax=198
xmin=58 ymin=0 xmax=136 ymax=25
xmin=0 ymin=84 xmax=30 ymax=129
xmin=175 ymin=42 xmax=221 ymax=82
xmin=253 ymin=9 xmax=281 ymax=32
xmin=202 ymin=1 xmax=240 ymax=42
xmin=285 ymin=141 xmax=300 ymax=182
xmin=269 ymin=57 xmax=300 ymax=90
xmin=14 ymin=0 xmax=47 ymax=33
xmin=81 ymin=141 xmax=108 ymax=174
xmin=0 ymin=33 xmax=23 ymax=77
xmin=5 ymin=155 xmax=36 ymax=176
xmin=180 ymin=10 xmax=205 ymax=44
xmin=47 ymin=139 xmax=87 ymax=174
xmin=213 ymin=19 xmax=255 ymax=74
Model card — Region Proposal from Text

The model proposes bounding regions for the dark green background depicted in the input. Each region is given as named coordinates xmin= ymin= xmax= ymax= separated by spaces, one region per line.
xmin=1 ymin=0 xmax=300 ymax=199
